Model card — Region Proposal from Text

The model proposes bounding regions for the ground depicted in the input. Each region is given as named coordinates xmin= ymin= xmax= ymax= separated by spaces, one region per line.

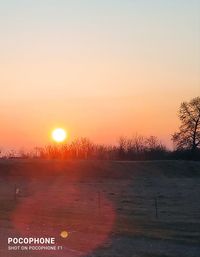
xmin=0 ymin=160 xmax=200 ymax=257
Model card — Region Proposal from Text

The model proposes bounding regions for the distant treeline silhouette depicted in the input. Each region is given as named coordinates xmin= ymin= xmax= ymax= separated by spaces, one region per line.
xmin=34 ymin=135 xmax=168 ymax=161
xmin=3 ymin=135 xmax=200 ymax=161
xmin=1 ymin=96 xmax=200 ymax=161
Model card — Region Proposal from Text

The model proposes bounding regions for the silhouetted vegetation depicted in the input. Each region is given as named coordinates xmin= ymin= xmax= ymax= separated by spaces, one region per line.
xmin=172 ymin=97 xmax=200 ymax=160
xmin=2 ymin=135 xmax=200 ymax=161
xmin=0 ymin=136 xmax=171 ymax=161
xmin=1 ymin=97 xmax=200 ymax=161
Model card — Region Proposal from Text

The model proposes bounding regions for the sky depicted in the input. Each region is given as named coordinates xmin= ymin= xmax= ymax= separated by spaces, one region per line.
xmin=0 ymin=0 xmax=200 ymax=151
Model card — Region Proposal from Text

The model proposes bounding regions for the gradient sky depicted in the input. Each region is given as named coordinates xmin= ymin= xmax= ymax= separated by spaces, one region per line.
xmin=0 ymin=0 xmax=200 ymax=151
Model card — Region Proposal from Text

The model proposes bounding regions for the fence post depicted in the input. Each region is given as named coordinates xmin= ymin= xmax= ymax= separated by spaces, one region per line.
xmin=98 ymin=191 xmax=101 ymax=214
xmin=154 ymin=197 xmax=158 ymax=219
xmin=14 ymin=184 xmax=17 ymax=201
xmin=14 ymin=184 xmax=20 ymax=201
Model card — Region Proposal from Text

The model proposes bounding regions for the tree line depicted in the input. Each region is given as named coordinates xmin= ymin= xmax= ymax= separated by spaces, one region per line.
xmin=2 ymin=96 xmax=200 ymax=161
xmin=32 ymin=135 xmax=168 ymax=161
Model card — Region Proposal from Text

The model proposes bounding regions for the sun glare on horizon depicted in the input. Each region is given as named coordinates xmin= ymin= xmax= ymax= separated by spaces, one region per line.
xmin=52 ymin=128 xmax=67 ymax=143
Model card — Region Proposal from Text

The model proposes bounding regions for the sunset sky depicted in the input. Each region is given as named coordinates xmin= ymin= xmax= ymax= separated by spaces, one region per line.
xmin=0 ymin=0 xmax=200 ymax=151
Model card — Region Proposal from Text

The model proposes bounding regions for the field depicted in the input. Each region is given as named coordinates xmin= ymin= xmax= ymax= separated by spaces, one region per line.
xmin=0 ymin=160 xmax=200 ymax=257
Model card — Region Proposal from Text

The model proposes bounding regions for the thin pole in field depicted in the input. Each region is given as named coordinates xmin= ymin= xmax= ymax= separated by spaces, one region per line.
xmin=154 ymin=197 xmax=158 ymax=219
xmin=98 ymin=191 xmax=101 ymax=214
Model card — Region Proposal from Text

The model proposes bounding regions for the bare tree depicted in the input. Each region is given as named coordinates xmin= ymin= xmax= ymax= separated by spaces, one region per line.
xmin=117 ymin=136 xmax=127 ymax=159
xmin=172 ymin=97 xmax=200 ymax=151
xmin=131 ymin=135 xmax=145 ymax=154
xmin=145 ymin=136 xmax=166 ymax=151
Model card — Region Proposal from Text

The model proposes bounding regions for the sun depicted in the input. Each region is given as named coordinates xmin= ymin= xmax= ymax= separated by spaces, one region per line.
xmin=52 ymin=128 xmax=67 ymax=143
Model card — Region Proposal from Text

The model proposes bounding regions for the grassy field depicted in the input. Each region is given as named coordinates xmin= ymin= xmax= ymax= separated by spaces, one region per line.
xmin=0 ymin=160 xmax=200 ymax=257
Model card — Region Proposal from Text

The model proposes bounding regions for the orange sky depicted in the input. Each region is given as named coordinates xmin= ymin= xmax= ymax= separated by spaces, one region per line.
xmin=0 ymin=1 xmax=199 ymax=151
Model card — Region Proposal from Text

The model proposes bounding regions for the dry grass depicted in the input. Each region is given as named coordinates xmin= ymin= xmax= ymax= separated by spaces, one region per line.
xmin=0 ymin=160 xmax=200 ymax=257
